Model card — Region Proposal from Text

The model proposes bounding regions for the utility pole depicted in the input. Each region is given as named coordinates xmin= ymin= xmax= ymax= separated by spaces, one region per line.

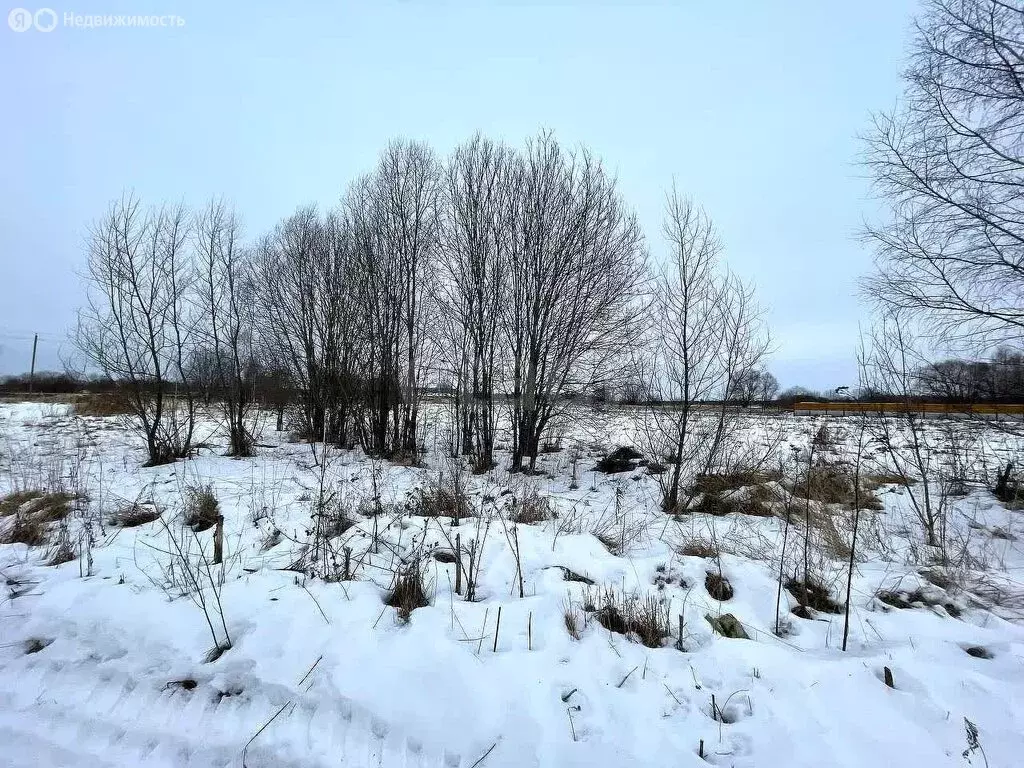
xmin=29 ymin=333 xmax=38 ymax=393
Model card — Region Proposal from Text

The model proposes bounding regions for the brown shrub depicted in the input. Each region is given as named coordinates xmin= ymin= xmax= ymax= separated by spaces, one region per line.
xmin=410 ymin=473 xmax=472 ymax=521
xmin=705 ymin=571 xmax=734 ymax=601
xmin=792 ymin=465 xmax=883 ymax=510
xmin=510 ymin=488 xmax=552 ymax=525
xmin=0 ymin=491 xmax=76 ymax=547
xmin=184 ymin=485 xmax=220 ymax=532
xmin=787 ymin=577 xmax=841 ymax=614
xmin=590 ymin=588 xmax=671 ymax=648
xmin=1 ymin=514 xmax=48 ymax=546
xmin=677 ymin=538 xmax=720 ymax=559
xmin=385 ymin=562 xmax=430 ymax=622
xmin=108 ymin=502 xmax=161 ymax=528
xmin=0 ymin=490 xmax=44 ymax=517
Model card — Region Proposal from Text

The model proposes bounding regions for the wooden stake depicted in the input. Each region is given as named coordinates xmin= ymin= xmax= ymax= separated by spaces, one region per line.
xmin=455 ymin=533 xmax=462 ymax=595
xmin=527 ymin=611 xmax=532 ymax=651
xmin=213 ymin=515 xmax=224 ymax=565
xmin=883 ymin=666 xmax=894 ymax=688
xmin=492 ymin=605 xmax=502 ymax=653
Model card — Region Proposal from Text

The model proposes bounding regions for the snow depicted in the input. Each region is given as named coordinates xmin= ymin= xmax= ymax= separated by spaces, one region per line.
xmin=1 ymin=401 xmax=1023 ymax=768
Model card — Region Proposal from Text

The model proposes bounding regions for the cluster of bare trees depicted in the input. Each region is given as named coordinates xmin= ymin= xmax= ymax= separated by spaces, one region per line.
xmin=865 ymin=0 xmax=1024 ymax=368
xmin=76 ymin=131 xmax=769 ymax=478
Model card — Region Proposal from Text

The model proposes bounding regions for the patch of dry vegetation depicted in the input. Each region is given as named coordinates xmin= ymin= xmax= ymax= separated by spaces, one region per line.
xmin=589 ymin=587 xmax=671 ymax=648
xmin=73 ymin=392 xmax=134 ymax=417
xmin=183 ymin=485 xmax=220 ymax=532
xmin=409 ymin=472 xmax=473 ymax=521
xmin=677 ymin=537 xmax=720 ymax=559
xmin=509 ymin=487 xmax=552 ymax=525
xmin=385 ymin=562 xmax=431 ymax=622
xmin=0 ymin=490 xmax=77 ymax=547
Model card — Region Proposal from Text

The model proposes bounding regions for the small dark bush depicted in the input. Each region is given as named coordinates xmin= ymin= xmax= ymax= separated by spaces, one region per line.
xmin=108 ymin=503 xmax=161 ymax=528
xmin=510 ymin=489 xmax=552 ymax=525
xmin=385 ymin=562 xmax=430 ymax=622
xmin=787 ymin=577 xmax=841 ymax=614
xmin=590 ymin=588 xmax=670 ymax=648
xmin=409 ymin=474 xmax=472 ymax=521
xmin=965 ymin=646 xmax=993 ymax=659
xmin=184 ymin=485 xmax=220 ymax=532
xmin=705 ymin=571 xmax=733 ymax=601
xmin=594 ymin=446 xmax=644 ymax=474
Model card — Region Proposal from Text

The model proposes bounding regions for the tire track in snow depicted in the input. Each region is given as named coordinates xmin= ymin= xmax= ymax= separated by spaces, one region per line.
xmin=0 ymin=642 xmax=463 ymax=768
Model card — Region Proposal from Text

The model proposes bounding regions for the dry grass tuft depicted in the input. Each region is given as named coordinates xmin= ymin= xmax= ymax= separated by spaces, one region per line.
xmin=787 ymin=577 xmax=841 ymax=615
xmin=73 ymin=391 xmax=134 ymax=417
xmin=108 ymin=502 xmax=161 ymax=528
xmin=0 ymin=491 xmax=77 ymax=547
xmin=184 ymin=485 xmax=220 ymax=532
xmin=590 ymin=587 xmax=671 ymax=648
xmin=409 ymin=473 xmax=473 ymax=521
xmin=677 ymin=538 xmax=720 ymax=559
xmin=385 ymin=562 xmax=430 ymax=622
xmin=0 ymin=490 xmax=45 ymax=517
xmin=510 ymin=488 xmax=552 ymax=525
xmin=705 ymin=571 xmax=734 ymax=601
xmin=46 ymin=534 xmax=76 ymax=566
xmin=563 ymin=600 xmax=582 ymax=640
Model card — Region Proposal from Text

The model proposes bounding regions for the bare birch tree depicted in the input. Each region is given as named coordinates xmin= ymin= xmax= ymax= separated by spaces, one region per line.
xmin=76 ymin=192 xmax=197 ymax=465
xmin=194 ymin=198 xmax=259 ymax=456
xmin=644 ymin=189 xmax=769 ymax=512
xmin=503 ymin=132 xmax=646 ymax=472
xmin=436 ymin=133 xmax=511 ymax=469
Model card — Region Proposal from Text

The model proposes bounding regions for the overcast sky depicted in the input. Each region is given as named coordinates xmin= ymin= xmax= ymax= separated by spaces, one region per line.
xmin=0 ymin=0 xmax=920 ymax=389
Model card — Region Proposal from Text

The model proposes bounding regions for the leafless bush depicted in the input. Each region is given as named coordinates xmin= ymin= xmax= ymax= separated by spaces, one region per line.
xmin=140 ymin=518 xmax=232 ymax=660
xmin=108 ymin=501 xmax=162 ymax=528
xmin=410 ymin=468 xmax=473 ymax=522
xmin=184 ymin=485 xmax=220 ymax=532
xmin=385 ymin=559 xmax=431 ymax=622
xmin=677 ymin=537 xmax=720 ymax=559
xmin=509 ymin=486 xmax=552 ymax=525
xmin=589 ymin=587 xmax=671 ymax=648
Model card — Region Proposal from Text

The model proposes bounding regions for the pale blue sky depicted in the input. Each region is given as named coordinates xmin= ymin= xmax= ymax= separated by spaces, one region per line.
xmin=0 ymin=0 xmax=919 ymax=388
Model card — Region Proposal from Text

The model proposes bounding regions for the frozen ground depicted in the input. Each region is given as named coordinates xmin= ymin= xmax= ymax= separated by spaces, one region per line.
xmin=1 ymin=401 xmax=1023 ymax=768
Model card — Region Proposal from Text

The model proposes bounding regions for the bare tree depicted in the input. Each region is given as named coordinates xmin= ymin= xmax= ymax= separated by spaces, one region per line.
xmin=435 ymin=134 xmax=511 ymax=469
xmin=643 ymin=189 xmax=770 ymax=512
xmin=864 ymin=0 xmax=1024 ymax=352
xmin=862 ymin=313 xmax=949 ymax=550
xmin=76 ymin=192 xmax=197 ymax=465
xmin=252 ymin=206 xmax=361 ymax=446
xmin=502 ymin=132 xmax=646 ymax=472
xmin=194 ymin=199 xmax=259 ymax=456
xmin=730 ymin=366 xmax=779 ymax=407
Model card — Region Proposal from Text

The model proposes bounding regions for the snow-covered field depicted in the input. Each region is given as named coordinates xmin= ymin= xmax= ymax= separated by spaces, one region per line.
xmin=1 ymin=401 xmax=1023 ymax=768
